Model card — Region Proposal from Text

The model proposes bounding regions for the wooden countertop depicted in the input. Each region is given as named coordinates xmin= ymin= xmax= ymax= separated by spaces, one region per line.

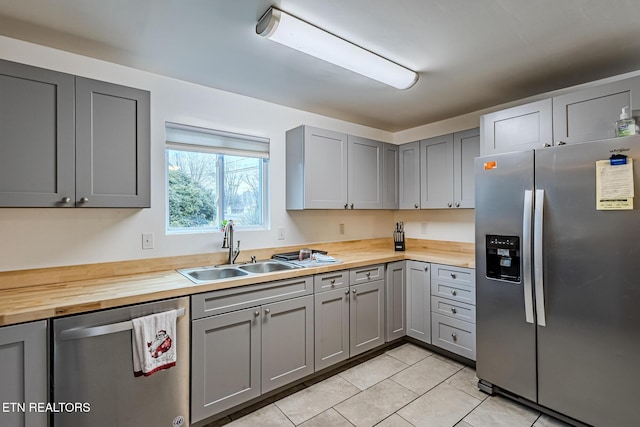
xmin=0 ymin=238 xmax=474 ymax=326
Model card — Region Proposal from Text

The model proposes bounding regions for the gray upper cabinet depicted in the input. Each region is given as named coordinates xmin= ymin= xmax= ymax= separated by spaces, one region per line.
xmin=382 ymin=143 xmax=399 ymax=209
xmin=0 ymin=60 xmax=75 ymax=207
xmin=0 ymin=320 xmax=48 ymax=427
xmin=453 ymin=128 xmax=480 ymax=208
xmin=553 ymin=75 xmax=640 ymax=145
xmin=420 ymin=134 xmax=454 ymax=209
xmin=347 ymin=135 xmax=383 ymax=209
xmin=75 ymin=77 xmax=150 ymax=207
xmin=399 ymin=141 xmax=421 ymax=209
xmin=0 ymin=59 xmax=150 ymax=208
xmin=481 ymin=99 xmax=553 ymax=156
xmin=286 ymin=125 xmax=348 ymax=209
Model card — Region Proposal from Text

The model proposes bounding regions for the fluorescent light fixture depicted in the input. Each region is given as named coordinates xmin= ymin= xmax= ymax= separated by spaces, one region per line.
xmin=256 ymin=7 xmax=418 ymax=90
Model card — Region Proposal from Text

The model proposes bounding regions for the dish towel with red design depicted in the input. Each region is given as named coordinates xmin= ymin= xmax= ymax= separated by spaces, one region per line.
xmin=131 ymin=310 xmax=177 ymax=377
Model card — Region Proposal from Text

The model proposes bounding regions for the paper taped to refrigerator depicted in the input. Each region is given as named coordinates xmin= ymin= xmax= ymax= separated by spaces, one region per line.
xmin=596 ymin=159 xmax=634 ymax=210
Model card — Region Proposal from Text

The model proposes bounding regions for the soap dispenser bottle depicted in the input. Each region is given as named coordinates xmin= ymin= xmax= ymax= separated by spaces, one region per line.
xmin=616 ymin=106 xmax=637 ymax=137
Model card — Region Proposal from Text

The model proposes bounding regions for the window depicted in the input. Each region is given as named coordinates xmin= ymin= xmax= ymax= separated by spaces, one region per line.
xmin=165 ymin=122 xmax=269 ymax=232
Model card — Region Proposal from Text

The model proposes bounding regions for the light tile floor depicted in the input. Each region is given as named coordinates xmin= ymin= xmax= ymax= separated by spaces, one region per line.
xmin=209 ymin=343 xmax=573 ymax=427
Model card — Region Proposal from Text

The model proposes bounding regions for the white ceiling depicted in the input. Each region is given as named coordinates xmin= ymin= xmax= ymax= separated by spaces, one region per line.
xmin=1 ymin=0 xmax=640 ymax=132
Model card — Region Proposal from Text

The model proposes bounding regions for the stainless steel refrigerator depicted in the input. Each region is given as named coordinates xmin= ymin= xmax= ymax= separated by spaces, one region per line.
xmin=475 ymin=136 xmax=640 ymax=427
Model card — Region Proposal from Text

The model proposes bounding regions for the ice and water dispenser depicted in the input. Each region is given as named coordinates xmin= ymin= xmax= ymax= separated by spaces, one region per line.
xmin=485 ymin=235 xmax=521 ymax=282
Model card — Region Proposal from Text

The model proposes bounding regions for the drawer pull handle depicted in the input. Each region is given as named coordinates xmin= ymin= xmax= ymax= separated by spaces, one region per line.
xmin=451 ymin=307 xmax=457 ymax=314
xmin=265 ymin=308 xmax=270 ymax=314
xmin=254 ymin=310 xmax=260 ymax=317
xmin=352 ymin=289 xmax=357 ymax=294
xmin=366 ymin=272 xmax=371 ymax=278
xmin=451 ymin=333 xmax=457 ymax=341
xmin=345 ymin=290 xmax=349 ymax=295
xmin=330 ymin=279 xmax=336 ymax=285
xmin=450 ymin=273 xmax=457 ymax=279
xmin=451 ymin=290 xmax=457 ymax=296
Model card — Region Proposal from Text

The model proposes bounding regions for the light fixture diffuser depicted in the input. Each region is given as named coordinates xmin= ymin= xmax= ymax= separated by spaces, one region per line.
xmin=256 ymin=7 xmax=418 ymax=90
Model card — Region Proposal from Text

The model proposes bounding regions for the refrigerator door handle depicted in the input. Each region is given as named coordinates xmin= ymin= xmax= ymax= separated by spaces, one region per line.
xmin=522 ymin=190 xmax=535 ymax=324
xmin=534 ymin=189 xmax=547 ymax=327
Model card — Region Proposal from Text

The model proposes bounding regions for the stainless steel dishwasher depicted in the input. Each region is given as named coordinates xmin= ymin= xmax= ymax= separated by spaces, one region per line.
xmin=52 ymin=297 xmax=190 ymax=427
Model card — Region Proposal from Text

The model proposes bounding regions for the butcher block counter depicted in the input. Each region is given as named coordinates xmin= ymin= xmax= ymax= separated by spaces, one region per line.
xmin=0 ymin=238 xmax=474 ymax=326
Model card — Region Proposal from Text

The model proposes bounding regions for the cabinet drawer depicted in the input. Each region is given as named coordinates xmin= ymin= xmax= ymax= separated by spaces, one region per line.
xmin=350 ymin=264 xmax=385 ymax=285
xmin=314 ymin=270 xmax=349 ymax=293
xmin=431 ymin=296 xmax=476 ymax=324
xmin=431 ymin=264 xmax=474 ymax=286
xmin=431 ymin=313 xmax=476 ymax=360
xmin=431 ymin=280 xmax=475 ymax=305
xmin=191 ymin=276 xmax=313 ymax=319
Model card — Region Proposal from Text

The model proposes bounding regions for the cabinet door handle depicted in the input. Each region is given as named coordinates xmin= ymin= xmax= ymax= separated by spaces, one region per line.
xmin=345 ymin=290 xmax=349 ymax=295
xmin=455 ymin=202 xmax=460 ymax=208
xmin=451 ymin=273 xmax=457 ymax=279
xmin=352 ymin=289 xmax=357 ymax=294
xmin=451 ymin=307 xmax=457 ymax=314
xmin=543 ymin=143 xmax=551 ymax=148
xmin=254 ymin=310 xmax=260 ymax=317
xmin=264 ymin=308 xmax=270 ymax=314
xmin=451 ymin=290 xmax=457 ymax=296
xmin=61 ymin=197 xmax=71 ymax=204
xmin=424 ymin=266 xmax=428 ymax=272
xmin=451 ymin=333 xmax=457 ymax=341
xmin=350 ymin=203 xmax=354 ymax=209
xmin=447 ymin=202 xmax=452 ymax=208
xmin=344 ymin=203 xmax=348 ymax=209
xmin=79 ymin=197 xmax=89 ymax=203
xmin=414 ymin=203 xmax=419 ymax=209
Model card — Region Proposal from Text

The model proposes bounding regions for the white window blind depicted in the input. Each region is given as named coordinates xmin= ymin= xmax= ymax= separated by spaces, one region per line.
xmin=165 ymin=122 xmax=270 ymax=158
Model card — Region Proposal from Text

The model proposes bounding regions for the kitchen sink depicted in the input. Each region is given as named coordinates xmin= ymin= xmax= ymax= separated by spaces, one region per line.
xmin=179 ymin=267 xmax=249 ymax=283
xmin=238 ymin=260 xmax=299 ymax=274
xmin=177 ymin=259 xmax=300 ymax=284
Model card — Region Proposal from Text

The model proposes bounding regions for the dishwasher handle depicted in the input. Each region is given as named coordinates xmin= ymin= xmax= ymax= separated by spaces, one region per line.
xmin=60 ymin=307 xmax=186 ymax=341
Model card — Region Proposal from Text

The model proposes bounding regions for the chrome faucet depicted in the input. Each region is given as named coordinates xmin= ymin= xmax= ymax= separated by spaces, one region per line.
xmin=221 ymin=220 xmax=240 ymax=264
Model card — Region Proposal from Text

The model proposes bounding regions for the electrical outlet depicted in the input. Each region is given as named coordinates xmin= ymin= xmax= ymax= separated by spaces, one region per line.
xmin=339 ymin=224 xmax=345 ymax=234
xmin=277 ymin=227 xmax=285 ymax=240
xmin=142 ymin=233 xmax=154 ymax=250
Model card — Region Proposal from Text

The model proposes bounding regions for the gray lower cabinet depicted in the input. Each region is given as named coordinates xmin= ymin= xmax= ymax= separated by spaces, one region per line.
xmin=314 ymin=265 xmax=385 ymax=370
xmin=480 ymin=99 xmax=553 ymax=155
xmin=406 ymin=260 xmax=431 ymax=343
xmin=385 ymin=261 xmax=406 ymax=341
xmin=0 ymin=58 xmax=150 ymax=208
xmin=191 ymin=277 xmax=314 ymax=422
xmin=314 ymin=287 xmax=350 ymax=371
xmin=399 ymin=141 xmax=421 ymax=209
xmin=0 ymin=320 xmax=48 ymax=427
xmin=553 ymin=75 xmax=640 ymax=145
xmin=430 ymin=264 xmax=476 ymax=360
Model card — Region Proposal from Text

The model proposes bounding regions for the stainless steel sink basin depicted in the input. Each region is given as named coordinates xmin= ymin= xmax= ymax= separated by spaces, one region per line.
xmin=238 ymin=260 xmax=299 ymax=274
xmin=177 ymin=259 xmax=299 ymax=284
xmin=179 ymin=267 xmax=249 ymax=283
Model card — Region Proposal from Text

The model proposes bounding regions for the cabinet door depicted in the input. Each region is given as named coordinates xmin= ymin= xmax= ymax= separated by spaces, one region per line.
xmin=314 ymin=288 xmax=350 ymax=371
xmin=385 ymin=261 xmax=406 ymax=341
xmin=406 ymin=260 xmax=431 ymax=343
xmin=303 ymin=126 xmax=348 ymax=209
xmin=349 ymin=280 xmax=385 ymax=357
xmin=262 ymin=295 xmax=314 ymax=393
xmin=382 ymin=143 xmax=399 ymax=209
xmin=420 ymin=134 xmax=454 ymax=208
xmin=553 ymin=75 xmax=640 ymax=145
xmin=191 ymin=308 xmax=261 ymax=422
xmin=481 ymin=99 xmax=553 ymax=155
xmin=0 ymin=321 xmax=48 ymax=427
xmin=0 ymin=59 xmax=75 ymax=207
xmin=75 ymin=77 xmax=150 ymax=207
xmin=347 ymin=135 xmax=383 ymax=209
xmin=453 ymin=128 xmax=480 ymax=208
xmin=399 ymin=141 xmax=421 ymax=209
